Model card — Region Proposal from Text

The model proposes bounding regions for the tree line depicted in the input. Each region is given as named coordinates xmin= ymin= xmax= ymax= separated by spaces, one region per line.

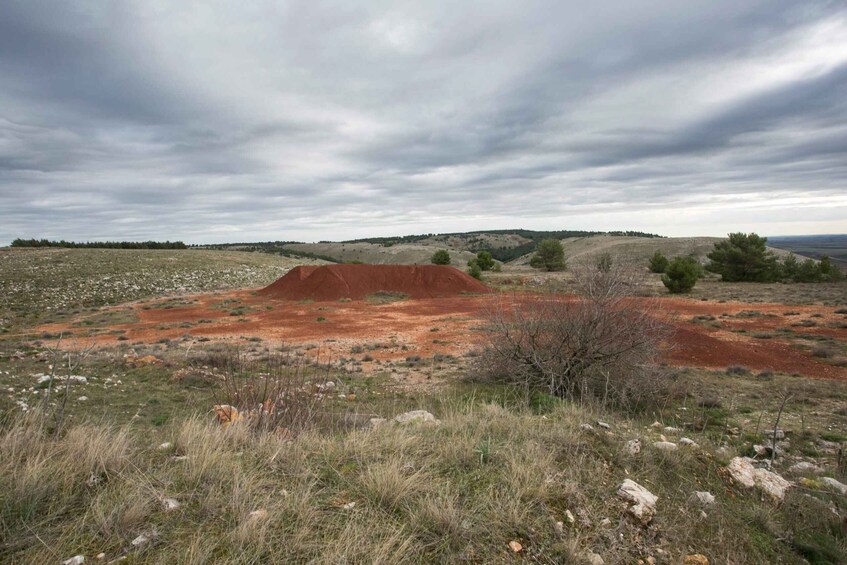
xmin=11 ymin=239 xmax=187 ymax=249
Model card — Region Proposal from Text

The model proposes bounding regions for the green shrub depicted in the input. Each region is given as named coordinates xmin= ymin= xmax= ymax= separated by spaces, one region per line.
xmin=706 ymin=233 xmax=778 ymax=282
xmin=529 ymin=239 xmax=566 ymax=272
xmin=466 ymin=259 xmax=482 ymax=280
xmin=648 ymin=251 xmax=669 ymax=273
xmin=476 ymin=251 xmax=495 ymax=271
xmin=662 ymin=256 xmax=700 ymax=293
xmin=431 ymin=249 xmax=451 ymax=265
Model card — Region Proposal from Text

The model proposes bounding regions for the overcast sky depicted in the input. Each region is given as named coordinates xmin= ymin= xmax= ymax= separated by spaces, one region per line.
xmin=1 ymin=1 xmax=846 ymax=244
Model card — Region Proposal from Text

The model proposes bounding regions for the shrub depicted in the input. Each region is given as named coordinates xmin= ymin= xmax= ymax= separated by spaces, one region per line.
xmin=648 ymin=251 xmax=669 ymax=273
xmin=475 ymin=251 xmax=495 ymax=271
xmin=431 ymin=249 xmax=451 ymax=265
xmin=662 ymin=256 xmax=700 ymax=293
xmin=529 ymin=239 xmax=566 ymax=271
xmin=706 ymin=233 xmax=778 ymax=282
xmin=466 ymin=259 xmax=482 ymax=280
xmin=478 ymin=264 xmax=671 ymax=410
xmin=595 ymin=252 xmax=612 ymax=273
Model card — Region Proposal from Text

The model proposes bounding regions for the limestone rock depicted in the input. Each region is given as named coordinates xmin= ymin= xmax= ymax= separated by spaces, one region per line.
xmin=788 ymin=461 xmax=823 ymax=474
xmin=625 ymin=439 xmax=642 ymax=455
xmin=617 ymin=479 xmax=658 ymax=525
xmin=726 ymin=457 xmax=791 ymax=500
xmin=62 ymin=556 xmax=85 ymax=565
xmin=683 ymin=555 xmax=709 ymax=565
xmin=679 ymin=437 xmax=698 ymax=447
xmin=653 ymin=441 xmax=678 ymax=451
xmin=688 ymin=491 xmax=716 ymax=509
xmin=393 ymin=410 xmax=439 ymax=425
xmin=821 ymin=477 xmax=847 ymax=495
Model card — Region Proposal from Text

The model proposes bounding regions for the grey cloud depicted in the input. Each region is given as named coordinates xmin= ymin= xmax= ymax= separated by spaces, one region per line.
xmin=1 ymin=0 xmax=845 ymax=243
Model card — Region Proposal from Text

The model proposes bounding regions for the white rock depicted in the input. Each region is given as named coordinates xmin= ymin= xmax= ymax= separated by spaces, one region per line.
xmin=367 ymin=417 xmax=388 ymax=429
xmin=625 ymin=439 xmax=642 ymax=455
xmin=788 ymin=461 xmax=823 ymax=474
xmin=580 ymin=423 xmax=595 ymax=432
xmin=131 ymin=534 xmax=150 ymax=548
xmin=77 ymin=396 xmax=88 ymax=401
xmin=564 ymin=509 xmax=575 ymax=524
xmin=617 ymin=479 xmax=658 ymax=525
xmin=157 ymin=442 xmax=173 ymax=451
xmin=248 ymin=509 xmax=268 ymax=520
xmin=653 ymin=441 xmax=678 ymax=451
xmin=62 ymin=556 xmax=85 ymax=565
xmin=764 ymin=429 xmax=785 ymax=440
xmin=95 ymin=554 xmax=105 ymax=560
xmin=342 ymin=501 xmax=356 ymax=510
xmin=726 ymin=457 xmax=792 ymax=500
xmin=162 ymin=498 xmax=180 ymax=512
xmin=586 ymin=552 xmax=605 ymax=565
xmin=679 ymin=437 xmax=698 ymax=447
xmin=600 ymin=517 xmax=611 ymax=527
xmin=821 ymin=477 xmax=847 ymax=495
xmin=688 ymin=491 xmax=716 ymax=508
xmin=393 ymin=410 xmax=439 ymax=425
xmin=596 ymin=421 xmax=611 ymax=429
xmin=650 ymin=421 xmax=663 ymax=429
xmin=663 ymin=426 xmax=681 ymax=434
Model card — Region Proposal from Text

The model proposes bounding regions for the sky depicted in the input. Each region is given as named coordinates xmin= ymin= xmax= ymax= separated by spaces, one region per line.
xmin=1 ymin=0 xmax=846 ymax=245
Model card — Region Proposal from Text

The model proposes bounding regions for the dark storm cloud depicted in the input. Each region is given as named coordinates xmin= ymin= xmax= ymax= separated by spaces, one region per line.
xmin=1 ymin=0 xmax=846 ymax=243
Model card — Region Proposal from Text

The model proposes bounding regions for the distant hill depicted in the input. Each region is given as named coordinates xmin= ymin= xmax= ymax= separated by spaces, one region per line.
xmin=767 ymin=234 xmax=847 ymax=268
xmin=508 ymin=235 xmax=796 ymax=268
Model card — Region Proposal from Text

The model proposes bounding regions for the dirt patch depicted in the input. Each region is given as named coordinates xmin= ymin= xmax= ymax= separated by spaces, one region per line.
xmin=258 ymin=264 xmax=492 ymax=301
xmin=36 ymin=291 xmax=847 ymax=381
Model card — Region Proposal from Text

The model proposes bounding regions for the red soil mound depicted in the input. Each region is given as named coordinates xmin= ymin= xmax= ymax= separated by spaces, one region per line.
xmin=259 ymin=264 xmax=492 ymax=301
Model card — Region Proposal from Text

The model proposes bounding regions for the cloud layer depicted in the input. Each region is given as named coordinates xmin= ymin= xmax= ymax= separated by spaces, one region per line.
xmin=2 ymin=0 xmax=846 ymax=243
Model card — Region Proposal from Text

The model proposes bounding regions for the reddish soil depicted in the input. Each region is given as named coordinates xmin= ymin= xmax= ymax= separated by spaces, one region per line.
xmin=38 ymin=289 xmax=847 ymax=381
xmin=258 ymin=264 xmax=492 ymax=301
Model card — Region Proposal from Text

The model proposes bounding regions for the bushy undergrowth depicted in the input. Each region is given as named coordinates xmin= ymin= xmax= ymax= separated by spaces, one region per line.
xmin=1 ymin=399 xmax=841 ymax=564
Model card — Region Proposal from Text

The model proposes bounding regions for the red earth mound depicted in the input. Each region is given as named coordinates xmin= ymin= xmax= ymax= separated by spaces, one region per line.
xmin=258 ymin=264 xmax=493 ymax=301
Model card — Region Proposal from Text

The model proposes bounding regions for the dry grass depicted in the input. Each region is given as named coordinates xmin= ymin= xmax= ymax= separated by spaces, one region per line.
xmin=2 ymin=394 xmax=844 ymax=564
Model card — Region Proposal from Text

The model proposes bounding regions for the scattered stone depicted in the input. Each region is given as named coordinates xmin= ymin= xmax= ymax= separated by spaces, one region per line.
xmin=788 ymin=461 xmax=823 ymax=474
xmin=821 ymin=477 xmax=847 ymax=495
xmin=564 ymin=509 xmax=575 ymax=524
xmin=726 ymin=457 xmax=791 ymax=500
xmin=157 ymin=442 xmax=173 ymax=451
xmin=554 ymin=520 xmax=564 ymax=534
xmin=625 ymin=439 xmax=642 ymax=455
xmin=663 ymin=426 xmax=681 ymax=434
xmin=367 ymin=417 xmax=388 ymax=429
xmin=62 ymin=556 xmax=85 ymax=565
xmin=599 ymin=517 xmax=611 ymax=527
xmin=586 ymin=551 xmax=605 ymax=565
xmin=617 ymin=479 xmax=658 ymax=525
xmin=131 ymin=532 xmax=155 ymax=548
xmin=77 ymin=396 xmax=88 ymax=401
xmin=683 ymin=555 xmax=709 ymax=565
xmin=679 ymin=437 xmax=698 ymax=447
xmin=95 ymin=554 xmax=105 ymax=560
xmin=162 ymin=498 xmax=180 ymax=512
xmin=508 ymin=540 xmax=523 ymax=552
xmin=342 ymin=501 xmax=357 ymax=510
xmin=248 ymin=509 xmax=268 ymax=521
xmin=393 ymin=410 xmax=439 ymax=425
xmin=653 ymin=441 xmax=678 ymax=451
xmin=596 ymin=420 xmax=611 ymax=429
xmin=688 ymin=491 xmax=716 ymax=509
xmin=764 ymin=429 xmax=785 ymax=440
xmin=580 ymin=423 xmax=595 ymax=432
xmin=650 ymin=421 xmax=663 ymax=429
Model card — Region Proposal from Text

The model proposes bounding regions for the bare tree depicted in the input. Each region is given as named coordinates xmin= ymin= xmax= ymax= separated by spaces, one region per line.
xmin=478 ymin=262 xmax=672 ymax=410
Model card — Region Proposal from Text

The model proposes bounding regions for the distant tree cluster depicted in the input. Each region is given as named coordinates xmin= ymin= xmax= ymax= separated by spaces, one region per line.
xmin=11 ymin=239 xmax=187 ymax=250
xmin=706 ymin=233 xmax=842 ymax=283
xmin=467 ymin=250 xmax=498 ymax=279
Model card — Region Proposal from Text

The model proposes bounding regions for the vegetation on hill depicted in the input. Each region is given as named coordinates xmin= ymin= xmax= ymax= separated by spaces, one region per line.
xmin=529 ymin=239 xmax=566 ymax=271
xmin=662 ymin=256 xmax=702 ymax=293
xmin=707 ymin=233 xmax=843 ymax=283
xmin=11 ymin=239 xmax=187 ymax=249
xmin=431 ymin=249 xmax=451 ymax=265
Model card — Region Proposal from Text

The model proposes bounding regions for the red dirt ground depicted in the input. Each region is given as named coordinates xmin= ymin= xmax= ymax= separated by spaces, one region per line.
xmin=38 ymin=290 xmax=847 ymax=380
xmin=259 ymin=264 xmax=492 ymax=301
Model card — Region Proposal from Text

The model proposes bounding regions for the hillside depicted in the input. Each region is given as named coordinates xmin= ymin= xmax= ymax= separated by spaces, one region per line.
xmin=509 ymin=235 xmax=796 ymax=267
xmin=282 ymin=241 xmax=479 ymax=266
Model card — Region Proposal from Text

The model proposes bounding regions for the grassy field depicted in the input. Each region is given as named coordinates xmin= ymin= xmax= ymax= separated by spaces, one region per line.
xmin=1 ymin=248 xmax=846 ymax=563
